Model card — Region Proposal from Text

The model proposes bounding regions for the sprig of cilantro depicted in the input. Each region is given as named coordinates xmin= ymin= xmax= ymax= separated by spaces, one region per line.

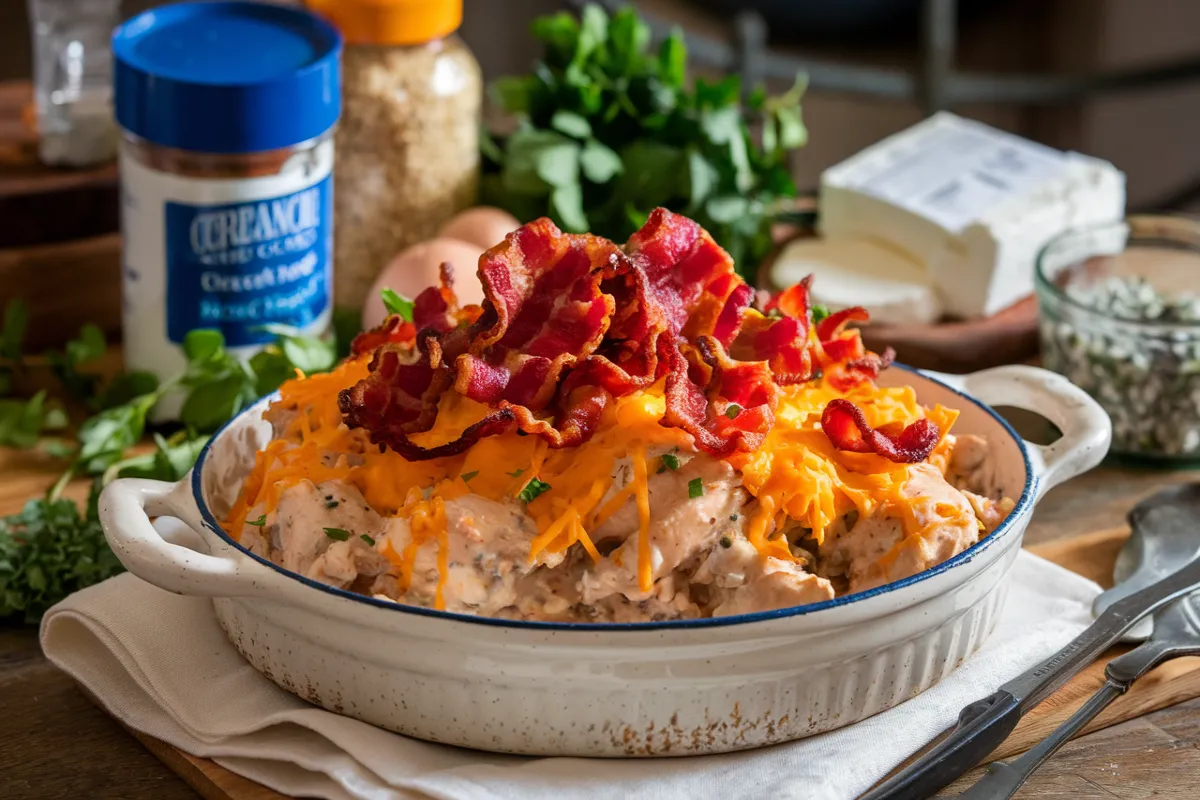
xmin=482 ymin=4 xmax=807 ymax=284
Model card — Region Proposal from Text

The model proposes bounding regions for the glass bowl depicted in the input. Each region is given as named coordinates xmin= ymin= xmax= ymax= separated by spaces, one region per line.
xmin=1036 ymin=215 xmax=1200 ymax=463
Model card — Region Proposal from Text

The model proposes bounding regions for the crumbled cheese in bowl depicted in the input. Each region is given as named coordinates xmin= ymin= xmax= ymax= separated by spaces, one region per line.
xmin=1037 ymin=217 xmax=1200 ymax=460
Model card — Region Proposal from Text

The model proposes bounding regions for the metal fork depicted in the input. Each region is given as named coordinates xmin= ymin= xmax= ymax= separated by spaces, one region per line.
xmin=953 ymin=592 xmax=1200 ymax=799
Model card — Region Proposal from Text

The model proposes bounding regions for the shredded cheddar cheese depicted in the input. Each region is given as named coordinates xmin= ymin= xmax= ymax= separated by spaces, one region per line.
xmin=223 ymin=356 xmax=965 ymax=606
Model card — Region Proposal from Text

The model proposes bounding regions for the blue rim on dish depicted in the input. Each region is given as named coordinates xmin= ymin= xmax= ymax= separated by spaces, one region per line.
xmin=190 ymin=364 xmax=1036 ymax=631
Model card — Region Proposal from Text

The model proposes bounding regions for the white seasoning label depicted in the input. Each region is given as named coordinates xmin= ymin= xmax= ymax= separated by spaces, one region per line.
xmin=835 ymin=116 xmax=1068 ymax=232
xmin=120 ymin=139 xmax=335 ymax=387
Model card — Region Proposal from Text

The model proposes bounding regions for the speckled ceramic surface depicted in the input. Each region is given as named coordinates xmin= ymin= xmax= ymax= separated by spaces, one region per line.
xmin=98 ymin=364 xmax=1111 ymax=756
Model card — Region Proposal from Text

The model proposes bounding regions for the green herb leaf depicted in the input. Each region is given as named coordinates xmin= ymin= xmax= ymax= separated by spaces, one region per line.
xmin=460 ymin=470 xmax=479 ymax=483
xmin=518 ymin=477 xmax=552 ymax=503
xmin=551 ymin=110 xmax=592 ymax=139
xmin=180 ymin=374 xmax=249 ymax=432
xmin=247 ymin=515 xmax=267 ymax=527
xmin=95 ymin=371 xmax=159 ymax=410
xmin=550 ymin=183 xmax=588 ymax=232
xmin=660 ymin=453 xmax=681 ymax=471
xmin=705 ymin=195 xmax=751 ymax=224
xmin=183 ymin=329 xmax=225 ymax=364
xmin=0 ymin=299 xmax=28 ymax=362
xmin=507 ymin=468 xmax=526 ymax=478
xmin=323 ymin=527 xmax=350 ymax=541
xmin=280 ymin=334 xmax=336 ymax=375
xmin=811 ymin=304 xmax=831 ymax=324
xmin=687 ymin=477 xmax=704 ymax=499
xmin=580 ymin=139 xmax=622 ymax=184
xmin=360 ymin=534 xmax=376 ymax=546
xmin=491 ymin=76 xmax=533 ymax=114
xmin=380 ymin=288 xmax=415 ymax=322
xmin=658 ymin=29 xmax=686 ymax=87
xmin=725 ymin=404 xmax=742 ymax=419
xmin=248 ymin=348 xmax=294 ymax=398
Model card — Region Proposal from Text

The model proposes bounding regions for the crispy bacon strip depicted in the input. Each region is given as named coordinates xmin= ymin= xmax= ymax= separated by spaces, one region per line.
xmin=821 ymin=397 xmax=939 ymax=463
xmin=659 ymin=337 xmax=777 ymax=457
xmin=340 ymin=209 xmax=899 ymax=461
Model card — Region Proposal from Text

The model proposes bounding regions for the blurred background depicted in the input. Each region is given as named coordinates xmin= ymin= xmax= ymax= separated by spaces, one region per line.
xmin=3 ymin=0 xmax=1199 ymax=210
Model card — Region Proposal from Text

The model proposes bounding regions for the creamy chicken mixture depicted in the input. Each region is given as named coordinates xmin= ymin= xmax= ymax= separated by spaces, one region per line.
xmin=234 ymin=408 xmax=1013 ymax=623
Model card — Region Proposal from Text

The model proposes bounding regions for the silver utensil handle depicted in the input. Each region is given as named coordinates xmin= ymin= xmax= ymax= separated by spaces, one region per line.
xmin=955 ymin=638 xmax=1192 ymax=800
xmin=954 ymin=680 xmax=1123 ymax=799
xmin=1002 ymin=554 xmax=1200 ymax=711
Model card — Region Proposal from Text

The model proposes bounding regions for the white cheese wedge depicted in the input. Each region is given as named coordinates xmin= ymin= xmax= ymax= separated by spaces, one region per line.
xmin=819 ymin=112 xmax=1126 ymax=319
xmin=770 ymin=235 xmax=941 ymax=326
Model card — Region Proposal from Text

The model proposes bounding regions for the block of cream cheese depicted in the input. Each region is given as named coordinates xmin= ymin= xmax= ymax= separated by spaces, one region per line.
xmin=819 ymin=112 xmax=1126 ymax=319
xmin=770 ymin=236 xmax=941 ymax=326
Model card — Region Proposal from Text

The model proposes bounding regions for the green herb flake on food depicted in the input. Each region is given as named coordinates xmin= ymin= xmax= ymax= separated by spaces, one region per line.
xmin=380 ymin=288 xmax=415 ymax=322
xmin=725 ymin=404 xmax=742 ymax=419
xmin=659 ymin=453 xmax=680 ymax=474
xmin=518 ymin=478 xmax=552 ymax=503
xmin=323 ymin=527 xmax=351 ymax=541
xmin=461 ymin=470 xmax=479 ymax=483
xmin=688 ymin=478 xmax=704 ymax=499
xmin=247 ymin=515 xmax=267 ymax=527
xmin=508 ymin=468 xmax=526 ymax=478
xmin=360 ymin=534 xmax=376 ymax=546
xmin=811 ymin=304 xmax=830 ymax=324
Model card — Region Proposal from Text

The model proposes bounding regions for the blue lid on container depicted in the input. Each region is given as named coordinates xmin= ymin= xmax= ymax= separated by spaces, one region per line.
xmin=113 ymin=1 xmax=341 ymax=154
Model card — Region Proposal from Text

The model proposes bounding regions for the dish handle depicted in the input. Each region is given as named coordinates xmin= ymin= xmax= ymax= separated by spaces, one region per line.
xmin=99 ymin=478 xmax=272 ymax=598
xmin=926 ymin=365 xmax=1112 ymax=501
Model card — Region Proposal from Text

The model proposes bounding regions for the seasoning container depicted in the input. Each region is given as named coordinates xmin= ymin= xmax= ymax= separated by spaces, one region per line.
xmin=112 ymin=2 xmax=341 ymax=397
xmin=1036 ymin=215 xmax=1200 ymax=461
xmin=306 ymin=0 xmax=482 ymax=313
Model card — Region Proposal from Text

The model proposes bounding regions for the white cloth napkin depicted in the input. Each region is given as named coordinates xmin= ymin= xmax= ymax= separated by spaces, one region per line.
xmin=41 ymin=519 xmax=1100 ymax=800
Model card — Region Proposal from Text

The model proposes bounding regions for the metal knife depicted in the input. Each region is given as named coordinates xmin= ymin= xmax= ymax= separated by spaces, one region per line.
xmin=859 ymin=552 xmax=1200 ymax=800
xmin=955 ymin=589 xmax=1200 ymax=798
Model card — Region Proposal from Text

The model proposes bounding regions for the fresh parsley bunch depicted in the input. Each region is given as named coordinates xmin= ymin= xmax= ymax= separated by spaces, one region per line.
xmin=0 ymin=299 xmax=351 ymax=622
xmin=0 ymin=486 xmax=119 ymax=624
xmin=482 ymin=3 xmax=807 ymax=284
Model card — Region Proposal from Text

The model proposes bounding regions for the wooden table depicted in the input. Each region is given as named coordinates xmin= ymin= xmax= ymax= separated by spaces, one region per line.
xmin=3 ymin=459 xmax=1200 ymax=799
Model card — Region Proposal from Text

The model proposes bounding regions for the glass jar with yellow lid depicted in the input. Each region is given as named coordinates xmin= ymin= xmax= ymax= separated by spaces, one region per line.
xmin=306 ymin=0 xmax=482 ymax=314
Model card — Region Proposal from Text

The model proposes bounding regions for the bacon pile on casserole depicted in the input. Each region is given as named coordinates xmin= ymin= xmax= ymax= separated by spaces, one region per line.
xmin=225 ymin=209 xmax=1013 ymax=622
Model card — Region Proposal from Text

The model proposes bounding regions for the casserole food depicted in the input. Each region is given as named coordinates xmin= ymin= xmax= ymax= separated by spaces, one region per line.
xmin=99 ymin=210 xmax=1111 ymax=755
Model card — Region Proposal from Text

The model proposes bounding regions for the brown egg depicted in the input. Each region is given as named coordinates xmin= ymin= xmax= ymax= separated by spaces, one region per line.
xmin=362 ymin=237 xmax=485 ymax=329
xmin=437 ymin=206 xmax=522 ymax=250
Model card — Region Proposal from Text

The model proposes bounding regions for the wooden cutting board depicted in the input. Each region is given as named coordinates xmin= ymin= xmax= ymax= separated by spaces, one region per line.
xmin=99 ymin=526 xmax=1200 ymax=800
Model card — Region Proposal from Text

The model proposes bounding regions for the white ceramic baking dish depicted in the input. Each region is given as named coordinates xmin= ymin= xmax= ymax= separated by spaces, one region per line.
xmin=98 ymin=364 xmax=1110 ymax=757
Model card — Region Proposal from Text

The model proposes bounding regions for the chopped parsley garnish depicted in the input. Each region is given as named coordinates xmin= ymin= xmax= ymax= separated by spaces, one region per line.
xmin=360 ymin=534 xmax=376 ymax=546
xmin=518 ymin=478 xmax=552 ymax=503
xmin=507 ymin=468 xmax=525 ymax=478
xmin=379 ymin=288 xmax=414 ymax=322
xmin=323 ymin=527 xmax=350 ymax=541
xmin=729 ymin=513 xmax=739 ymax=521
xmin=247 ymin=514 xmax=266 ymax=527
xmin=460 ymin=470 xmax=479 ymax=483
xmin=719 ymin=535 xmax=732 ymax=548
xmin=658 ymin=453 xmax=680 ymax=473
xmin=324 ymin=499 xmax=339 ymax=509
xmin=687 ymin=478 xmax=704 ymax=498
xmin=725 ymin=404 xmax=742 ymax=419
xmin=811 ymin=304 xmax=831 ymax=324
